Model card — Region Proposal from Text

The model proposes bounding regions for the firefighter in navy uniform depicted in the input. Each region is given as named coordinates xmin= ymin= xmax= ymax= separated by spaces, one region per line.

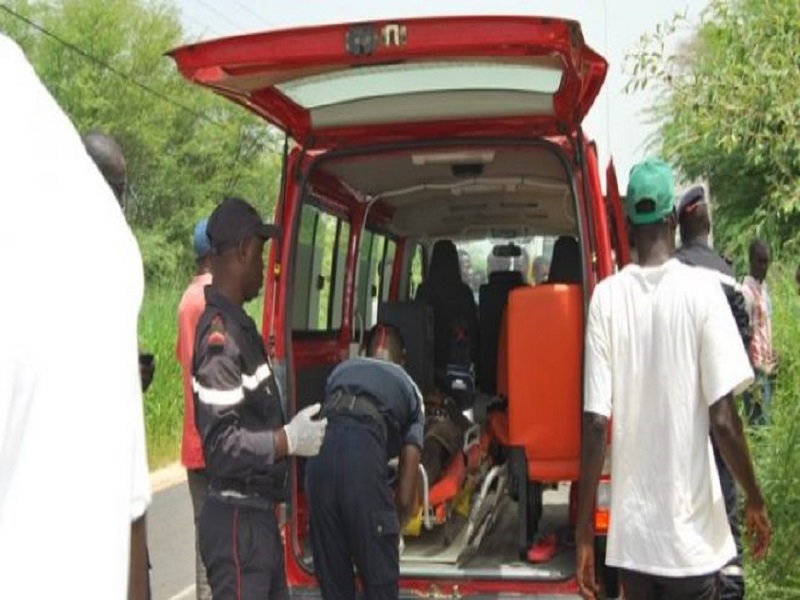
xmin=193 ymin=196 xmax=328 ymax=599
xmin=306 ymin=324 xmax=424 ymax=600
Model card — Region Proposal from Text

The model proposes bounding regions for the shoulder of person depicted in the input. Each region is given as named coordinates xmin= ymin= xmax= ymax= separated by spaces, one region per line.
xmin=589 ymin=270 xmax=621 ymax=302
xmin=197 ymin=312 xmax=234 ymax=353
xmin=672 ymin=244 xmax=693 ymax=264
xmin=679 ymin=261 xmax=724 ymax=288
xmin=177 ymin=284 xmax=196 ymax=313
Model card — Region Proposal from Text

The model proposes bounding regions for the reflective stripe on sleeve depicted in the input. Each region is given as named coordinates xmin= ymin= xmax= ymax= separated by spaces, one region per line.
xmin=241 ymin=363 xmax=272 ymax=391
xmin=193 ymin=378 xmax=245 ymax=406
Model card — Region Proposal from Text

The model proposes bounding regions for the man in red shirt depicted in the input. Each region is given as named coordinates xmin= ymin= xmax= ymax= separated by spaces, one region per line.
xmin=176 ymin=217 xmax=213 ymax=600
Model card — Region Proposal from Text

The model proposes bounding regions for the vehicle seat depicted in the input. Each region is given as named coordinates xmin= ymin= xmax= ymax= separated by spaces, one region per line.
xmin=478 ymin=271 xmax=525 ymax=394
xmin=497 ymin=284 xmax=583 ymax=558
xmin=547 ymin=236 xmax=581 ymax=284
xmin=504 ymin=284 xmax=583 ymax=481
xmin=377 ymin=301 xmax=435 ymax=395
xmin=416 ymin=240 xmax=479 ymax=399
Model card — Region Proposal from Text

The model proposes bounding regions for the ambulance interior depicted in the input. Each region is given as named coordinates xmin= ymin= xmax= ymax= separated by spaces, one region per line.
xmin=292 ymin=143 xmax=586 ymax=581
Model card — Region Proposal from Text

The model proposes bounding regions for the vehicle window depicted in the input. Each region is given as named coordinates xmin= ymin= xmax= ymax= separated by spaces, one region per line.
xmin=455 ymin=236 xmax=558 ymax=289
xmin=355 ymin=231 xmax=394 ymax=333
xmin=380 ymin=239 xmax=396 ymax=301
xmin=329 ymin=219 xmax=350 ymax=330
xmin=407 ymin=244 xmax=425 ymax=300
xmin=292 ymin=204 xmax=350 ymax=333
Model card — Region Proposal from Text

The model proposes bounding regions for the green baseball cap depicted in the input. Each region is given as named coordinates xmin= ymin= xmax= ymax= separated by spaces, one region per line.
xmin=625 ymin=159 xmax=676 ymax=225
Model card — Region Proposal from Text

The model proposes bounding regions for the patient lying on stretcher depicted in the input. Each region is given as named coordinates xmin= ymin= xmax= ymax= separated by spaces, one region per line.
xmin=422 ymin=391 xmax=474 ymax=486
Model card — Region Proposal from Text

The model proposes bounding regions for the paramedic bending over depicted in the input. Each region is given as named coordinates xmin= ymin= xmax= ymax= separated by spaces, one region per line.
xmin=306 ymin=324 xmax=424 ymax=600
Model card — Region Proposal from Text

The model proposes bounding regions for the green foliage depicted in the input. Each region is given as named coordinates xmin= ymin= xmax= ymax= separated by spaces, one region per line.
xmin=744 ymin=265 xmax=800 ymax=597
xmin=625 ymin=0 xmax=800 ymax=260
xmin=138 ymin=285 xmax=183 ymax=468
xmin=1 ymin=0 xmax=282 ymax=285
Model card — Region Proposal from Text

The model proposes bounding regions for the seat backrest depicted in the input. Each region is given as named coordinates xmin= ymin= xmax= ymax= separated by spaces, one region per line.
xmin=503 ymin=284 xmax=583 ymax=482
xmin=377 ymin=301 xmax=435 ymax=395
xmin=478 ymin=270 xmax=524 ymax=393
xmin=548 ymin=236 xmax=581 ymax=284
xmin=416 ymin=240 xmax=478 ymax=377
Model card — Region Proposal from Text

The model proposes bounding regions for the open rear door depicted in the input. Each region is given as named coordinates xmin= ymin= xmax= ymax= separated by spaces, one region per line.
xmin=169 ymin=16 xmax=607 ymax=147
xmin=606 ymin=159 xmax=630 ymax=269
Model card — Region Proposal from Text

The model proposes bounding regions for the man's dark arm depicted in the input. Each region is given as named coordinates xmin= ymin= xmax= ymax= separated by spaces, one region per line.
xmin=397 ymin=381 xmax=425 ymax=528
xmin=128 ymin=515 xmax=150 ymax=600
xmin=710 ymin=395 xmax=763 ymax=505
xmin=397 ymin=444 xmax=422 ymax=528
xmin=710 ymin=395 xmax=771 ymax=559
xmin=575 ymin=412 xmax=608 ymax=542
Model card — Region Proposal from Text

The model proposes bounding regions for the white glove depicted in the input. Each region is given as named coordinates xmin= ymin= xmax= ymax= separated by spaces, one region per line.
xmin=399 ymin=535 xmax=405 ymax=557
xmin=284 ymin=403 xmax=327 ymax=457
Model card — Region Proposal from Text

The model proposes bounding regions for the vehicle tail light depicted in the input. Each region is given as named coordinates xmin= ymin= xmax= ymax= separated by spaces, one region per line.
xmin=594 ymin=477 xmax=611 ymax=534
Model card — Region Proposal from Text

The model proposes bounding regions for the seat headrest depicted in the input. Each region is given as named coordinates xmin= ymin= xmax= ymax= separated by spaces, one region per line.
xmin=548 ymin=236 xmax=581 ymax=284
xmin=488 ymin=270 xmax=524 ymax=286
xmin=427 ymin=239 xmax=463 ymax=290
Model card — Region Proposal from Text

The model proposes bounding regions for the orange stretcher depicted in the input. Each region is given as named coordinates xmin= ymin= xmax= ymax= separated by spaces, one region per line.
xmin=404 ymin=424 xmax=485 ymax=539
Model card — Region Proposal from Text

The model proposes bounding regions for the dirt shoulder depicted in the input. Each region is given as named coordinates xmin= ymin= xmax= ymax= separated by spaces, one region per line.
xmin=149 ymin=461 xmax=187 ymax=493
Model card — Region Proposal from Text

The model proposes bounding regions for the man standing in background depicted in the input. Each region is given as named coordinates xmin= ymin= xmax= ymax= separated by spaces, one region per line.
xmin=673 ymin=184 xmax=748 ymax=599
xmin=532 ymin=256 xmax=550 ymax=284
xmin=176 ymin=218 xmax=214 ymax=600
xmin=742 ymin=239 xmax=777 ymax=426
xmin=82 ymin=130 xmax=156 ymax=394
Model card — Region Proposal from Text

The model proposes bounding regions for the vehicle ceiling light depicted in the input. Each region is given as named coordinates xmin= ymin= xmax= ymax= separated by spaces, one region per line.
xmin=411 ymin=150 xmax=496 ymax=166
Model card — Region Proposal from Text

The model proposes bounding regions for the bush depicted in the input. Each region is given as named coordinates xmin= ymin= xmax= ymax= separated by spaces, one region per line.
xmin=626 ymin=0 xmax=800 ymax=258
xmin=745 ymin=262 xmax=800 ymax=597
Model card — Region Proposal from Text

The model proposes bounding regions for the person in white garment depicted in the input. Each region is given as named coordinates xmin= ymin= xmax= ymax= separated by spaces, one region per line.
xmin=0 ymin=34 xmax=151 ymax=599
xmin=574 ymin=159 xmax=771 ymax=600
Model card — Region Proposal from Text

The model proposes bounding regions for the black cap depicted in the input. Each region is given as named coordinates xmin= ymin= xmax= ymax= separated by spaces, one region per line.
xmin=677 ymin=185 xmax=705 ymax=220
xmin=206 ymin=197 xmax=279 ymax=253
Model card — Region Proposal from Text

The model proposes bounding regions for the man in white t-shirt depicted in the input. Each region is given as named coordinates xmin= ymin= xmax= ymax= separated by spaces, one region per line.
xmin=575 ymin=159 xmax=771 ymax=599
xmin=0 ymin=34 xmax=151 ymax=598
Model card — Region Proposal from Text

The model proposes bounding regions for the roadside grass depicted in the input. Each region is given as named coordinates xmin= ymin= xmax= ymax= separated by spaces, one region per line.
xmin=745 ymin=263 xmax=800 ymax=598
xmin=138 ymin=285 xmax=183 ymax=469
xmin=138 ymin=281 xmax=264 ymax=469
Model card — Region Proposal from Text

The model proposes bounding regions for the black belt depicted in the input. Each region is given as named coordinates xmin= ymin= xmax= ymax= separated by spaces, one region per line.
xmin=321 ymin=390 xmax=388 ymax=443
xmin=208 ymin=488 xmax=274 ymax=510
xmin=209 ymin=478 xmax=278 ymax=505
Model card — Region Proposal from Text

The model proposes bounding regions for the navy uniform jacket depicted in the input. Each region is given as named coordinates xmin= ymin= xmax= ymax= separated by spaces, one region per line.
xmin=326 ymin=357 xmax=425 ymax=459
xmin=673 ymin=241 xmax=750 ymax=348
xmin=192 ymin=287 xmax=288 ymax=500
xmin=674 ymin=240 xmax=735 ymax=278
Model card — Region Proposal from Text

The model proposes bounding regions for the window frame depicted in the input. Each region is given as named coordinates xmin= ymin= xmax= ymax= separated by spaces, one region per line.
xmin=291 ymin=202 xmax=351 ymax=337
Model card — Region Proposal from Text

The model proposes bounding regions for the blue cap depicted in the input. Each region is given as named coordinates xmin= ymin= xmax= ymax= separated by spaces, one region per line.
xmin=193 ymin=218 xmax=211 ymax=258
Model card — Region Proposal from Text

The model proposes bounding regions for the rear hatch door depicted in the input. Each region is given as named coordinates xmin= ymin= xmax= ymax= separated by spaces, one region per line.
xmin=169 ymin=16 xmax=607 ymax=147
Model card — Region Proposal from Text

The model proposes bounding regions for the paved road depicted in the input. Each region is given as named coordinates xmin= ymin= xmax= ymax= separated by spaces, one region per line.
xmin=149 ymin=481 xmax=196 ymax=600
